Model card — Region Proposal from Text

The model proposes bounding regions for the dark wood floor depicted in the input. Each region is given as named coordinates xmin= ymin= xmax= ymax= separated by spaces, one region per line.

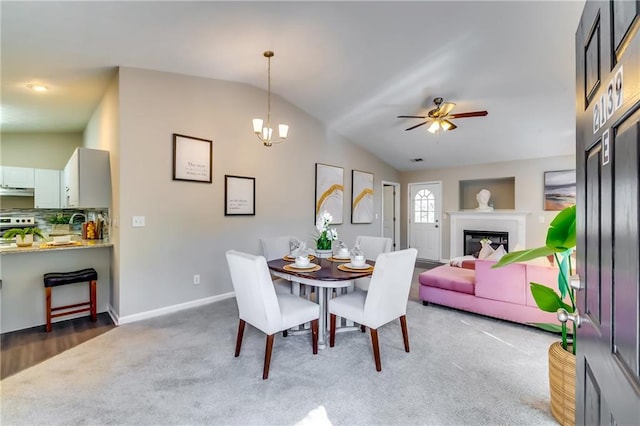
xmin=1 ymin=313 xmax=115 ymax=379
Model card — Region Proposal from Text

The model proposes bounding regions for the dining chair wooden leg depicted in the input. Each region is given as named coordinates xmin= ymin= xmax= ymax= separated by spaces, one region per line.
xmin=263 ymin=334 xmax=275 ymax=380
xmin=329 ymin=314 xmax=337 ymax=347
xmin=283 ymin=330 xmax=288 ymax=337
xmin=370 ymin=328 xmax=382 ymax=372
xmin=311 ymin=319 xmax=319 ymax=354
xmin=400 ymin=315 xmax=410 ymax=352
xmin=360 ymin=324 xmax=366 ymax=332
xmin=234 ymin=319 xmax=246 ymax=357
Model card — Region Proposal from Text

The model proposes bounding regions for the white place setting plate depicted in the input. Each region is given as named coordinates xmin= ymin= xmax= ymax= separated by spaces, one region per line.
xmin=344 ymin=263 xmax=370 ymax=270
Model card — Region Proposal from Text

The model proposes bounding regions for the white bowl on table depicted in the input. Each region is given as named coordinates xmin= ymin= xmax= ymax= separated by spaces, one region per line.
xmin=337 ymin=248 xmax=350 ymax=258
xmin=350 ymin=255 xmax=366 ymax=267
xmin=295 ymin=256 xmax=311 ymax=267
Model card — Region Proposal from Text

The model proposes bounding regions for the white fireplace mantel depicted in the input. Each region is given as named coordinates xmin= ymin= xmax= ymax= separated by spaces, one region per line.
xmin=447 ymin=210 xmax=530 ymax=258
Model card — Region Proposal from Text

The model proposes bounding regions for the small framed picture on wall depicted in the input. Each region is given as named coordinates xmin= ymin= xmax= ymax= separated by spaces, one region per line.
xmin=544 ymin=169 xmax=576 ymax=211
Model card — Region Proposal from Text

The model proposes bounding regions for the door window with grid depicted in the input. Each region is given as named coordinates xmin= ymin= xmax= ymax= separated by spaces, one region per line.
xmin=414 ymin=189 xmax=435 ymax=223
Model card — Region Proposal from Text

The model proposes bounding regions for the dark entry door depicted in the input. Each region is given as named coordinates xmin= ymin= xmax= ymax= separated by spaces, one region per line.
xmin=575 ymin=1 xmax=640 ymax=424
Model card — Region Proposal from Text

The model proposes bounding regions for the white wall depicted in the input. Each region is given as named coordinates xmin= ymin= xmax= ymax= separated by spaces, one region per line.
xmin=94 ymin=66 xmax=399 ymax=319
xmin=84 ymin=73 xmax=120 ymax=312
xmin=400 ymin=154 xmax=576 ymax=258
xmin=0 ymin=132 xmax=81 ymax=168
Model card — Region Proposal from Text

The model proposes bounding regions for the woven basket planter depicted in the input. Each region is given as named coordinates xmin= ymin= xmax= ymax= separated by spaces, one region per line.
xmin=548 ymin=341 xmax=576 ymax=426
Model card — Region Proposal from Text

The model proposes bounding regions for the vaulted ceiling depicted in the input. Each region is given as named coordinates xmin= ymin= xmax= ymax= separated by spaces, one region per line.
xmin=1 ymin=1 xmax=584 ymax=171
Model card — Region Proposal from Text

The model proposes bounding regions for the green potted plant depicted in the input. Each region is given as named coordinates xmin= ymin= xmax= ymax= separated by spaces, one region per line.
xmin=492 ymin=204 xmax=576 ymax=426
xmin=3 ymin=227 xmax=45 ymax=247
xmin=47 ymin=213 xmax=71 ymax=233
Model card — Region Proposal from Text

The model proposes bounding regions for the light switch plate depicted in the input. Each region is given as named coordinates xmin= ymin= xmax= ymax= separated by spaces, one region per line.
xmin=132 ymin=216 xmax=145 ymax=227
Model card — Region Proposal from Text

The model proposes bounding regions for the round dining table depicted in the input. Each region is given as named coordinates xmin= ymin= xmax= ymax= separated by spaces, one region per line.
xmin=267 ymin=256 xmax=374 ymax=349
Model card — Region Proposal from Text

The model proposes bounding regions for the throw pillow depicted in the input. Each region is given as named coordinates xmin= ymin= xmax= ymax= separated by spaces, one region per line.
xmin=477 ymin=241 xmax=495 ymax=259
xmin=486 ymin=244 xmax=507 ymax=261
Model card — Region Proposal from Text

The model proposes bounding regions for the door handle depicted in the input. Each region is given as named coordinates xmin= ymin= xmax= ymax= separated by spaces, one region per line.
xmin=570 ymin=274 xmax=582 ymax=290
xmin=557 ymin=308 xmax=582 ymax=328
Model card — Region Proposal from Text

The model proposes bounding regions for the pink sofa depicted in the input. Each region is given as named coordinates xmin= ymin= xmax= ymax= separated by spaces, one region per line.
xmin=419 ymin=259 xmax=561 ymax=325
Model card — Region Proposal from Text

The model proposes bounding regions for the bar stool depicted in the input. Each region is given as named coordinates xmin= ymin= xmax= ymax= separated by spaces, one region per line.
xmin=43 ymin=268 xmax=98 ymax=332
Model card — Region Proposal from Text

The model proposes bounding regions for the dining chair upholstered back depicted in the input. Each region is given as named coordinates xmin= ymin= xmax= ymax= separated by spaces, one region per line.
xmin=259 ymin=236 xmax=300 ymax=294
xmin=353 ymin=235 xmax=393 ymax=291
xmin=328 ymin=248 xmax=417 ymax=371
xmin=226 ymin=250 xmax=282 ymax=335
xmin=226 ymin=250 xmax=320 ymax=379
xmin=363 ymin=248 xmax=418 ymax=328
xmin=354 ymin=235 xmax=393 ymax=261
xmin=259 ymin=236 xmax=298 ymax=261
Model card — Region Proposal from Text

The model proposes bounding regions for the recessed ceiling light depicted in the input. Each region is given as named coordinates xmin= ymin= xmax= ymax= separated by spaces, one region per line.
xmin=26 ymin=83 xmax=48 ymax=92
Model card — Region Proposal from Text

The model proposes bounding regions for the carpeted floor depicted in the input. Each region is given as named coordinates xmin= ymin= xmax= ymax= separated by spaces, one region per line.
xmin=1 ymin=272 xmax=558 ymax=426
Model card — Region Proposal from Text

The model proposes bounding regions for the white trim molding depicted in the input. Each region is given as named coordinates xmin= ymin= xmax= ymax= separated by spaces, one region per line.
xmin=448 ymin=210 xmax=530 ymax=258
xmin=111 ymin=292 xmax=235 ymax=326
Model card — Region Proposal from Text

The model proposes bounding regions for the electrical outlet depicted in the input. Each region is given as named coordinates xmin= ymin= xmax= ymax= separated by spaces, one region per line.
xmin=132 ymin=216 xmax=145 ymax=227
xmin=193 ymin=274 xmax=200 ymax=285
xmin=539 ymin=216 xmax=545 ymax=223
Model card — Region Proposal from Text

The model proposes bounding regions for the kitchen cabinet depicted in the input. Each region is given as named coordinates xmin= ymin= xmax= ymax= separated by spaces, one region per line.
xmin=63 ymin=148 xmax=111 ymax=208
xmin=1 ymin=166 xmax=35 ymax=188
xmin=34 ymin=169 xmax=61 ymax=208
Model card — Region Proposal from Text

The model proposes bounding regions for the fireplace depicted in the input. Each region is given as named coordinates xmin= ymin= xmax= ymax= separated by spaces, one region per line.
xmin=448 ymin=211 xmax=527 ymax=258
xmin=464 ymin=229 xmax=509 ymax=257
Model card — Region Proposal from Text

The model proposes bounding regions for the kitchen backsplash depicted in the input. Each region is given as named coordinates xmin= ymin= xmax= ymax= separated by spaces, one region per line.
xmin=0 ymin=208 xmax=110 ymax=240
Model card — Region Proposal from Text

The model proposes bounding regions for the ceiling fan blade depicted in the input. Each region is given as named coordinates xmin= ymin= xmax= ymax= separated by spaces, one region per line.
xmin=397 ymin=115 xmax=427 ymax=119
xmin=448 ymin=111 xmax=488 ymax=119
xmin=442 ymin=119 xmax=457 ymax=131
xmin=405 ymin=121 xmax=428 ymax=131
xmin=439 ymin=102 xmax=456 ymax=116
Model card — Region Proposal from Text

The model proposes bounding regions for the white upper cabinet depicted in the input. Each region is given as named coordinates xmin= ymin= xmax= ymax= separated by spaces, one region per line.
xmin=34 ymin=169 xmax=61 ymax=208
xmin=63 ymin=148 xmax=111 ymax=208
xmin=1 ymin=166 xmax=35 ymax=188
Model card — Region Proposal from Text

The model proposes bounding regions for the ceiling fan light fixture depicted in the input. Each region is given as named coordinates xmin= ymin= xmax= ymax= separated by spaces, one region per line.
xmin=440 ymin=120 xmax=453 ymax=131
xmin=26 ymin=83 xmax=48 ymax=92
xmin=427 ymin=121 xmax=440 ymax=134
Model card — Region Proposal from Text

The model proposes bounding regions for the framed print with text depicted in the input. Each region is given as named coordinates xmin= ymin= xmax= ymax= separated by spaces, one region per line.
xmin=172 ymin=133 xmax=212 ymax=183
xmin=225 ymin=175 xmax=255 ymax=216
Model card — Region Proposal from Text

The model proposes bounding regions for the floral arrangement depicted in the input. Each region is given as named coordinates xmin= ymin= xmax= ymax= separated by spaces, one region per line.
xmin=315 ymin=211 xmax=338 ymax=250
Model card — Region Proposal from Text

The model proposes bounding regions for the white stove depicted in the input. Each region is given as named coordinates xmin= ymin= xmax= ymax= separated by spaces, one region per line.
xmin=0 ymin=216 xmax=36 ymax=228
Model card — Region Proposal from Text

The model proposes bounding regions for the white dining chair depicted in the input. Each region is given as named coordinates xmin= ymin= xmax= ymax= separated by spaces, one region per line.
xmin=259 ymin=235 xmax=299 ymax=294
xmin=328 ymin=248 xmax=417 ymax=372
xmin=353 ymin=235 xmax=393 ymax=291
xmin=225 ymin=250 xmax=319 ymax=379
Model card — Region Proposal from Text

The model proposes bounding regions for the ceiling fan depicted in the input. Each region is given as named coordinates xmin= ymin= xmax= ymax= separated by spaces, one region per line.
xmin=398 ymin=97 xmax=488 ymax=133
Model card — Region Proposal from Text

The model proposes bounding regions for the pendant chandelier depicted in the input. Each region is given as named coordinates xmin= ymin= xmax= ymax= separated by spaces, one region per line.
xmin=252 ymin=51 xmax=289 ymax=146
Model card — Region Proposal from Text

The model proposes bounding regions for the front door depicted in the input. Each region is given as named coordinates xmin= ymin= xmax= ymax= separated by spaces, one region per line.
xmin=576 ymin=1 xmax=640 ymax=424
xmin=408 ymin=182 xmax=441 ymax=261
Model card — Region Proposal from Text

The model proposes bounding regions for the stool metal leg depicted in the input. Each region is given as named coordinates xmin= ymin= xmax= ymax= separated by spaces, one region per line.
xmin=45 ymin=287 xmax=52 ymax=332
xmin=90 ymin=280 xmax=97 ymax=321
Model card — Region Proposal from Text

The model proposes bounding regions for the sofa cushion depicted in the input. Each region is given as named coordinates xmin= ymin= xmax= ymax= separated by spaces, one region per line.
xmin=474 ymin=259 xmax=526 ymax=304
xmin=419 ymin=266 xmax=475 ymax=295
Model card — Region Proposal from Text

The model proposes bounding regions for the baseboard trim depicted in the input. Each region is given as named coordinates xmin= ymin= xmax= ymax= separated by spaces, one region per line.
xmin=113 ymin=292 xmax=235 ymax=326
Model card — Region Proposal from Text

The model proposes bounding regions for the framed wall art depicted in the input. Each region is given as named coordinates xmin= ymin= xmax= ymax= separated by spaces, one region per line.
xmin=544 ymin=169 xmax=576 ymax=211
xmin=351 ymin=170 xmax=374 ymax=223
xmin=225 ymin=175 xmax=255 ymax=216
xmin=172 ymin=133 xmax=213 ymax=183
xmin=315 ymin=163 xmax=343 ymax=224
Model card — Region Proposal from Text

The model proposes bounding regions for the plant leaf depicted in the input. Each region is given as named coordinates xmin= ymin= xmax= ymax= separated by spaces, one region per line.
xmin=546 ymin=205 xmax=576 ymax=250
xmin=530 ymin=283 xmax=573 ymax=312
xmin=492 ymin=246 xmax=555 ymax=268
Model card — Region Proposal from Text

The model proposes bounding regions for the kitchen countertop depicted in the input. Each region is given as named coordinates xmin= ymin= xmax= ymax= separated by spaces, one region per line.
xmin=0 ymin=239 xmax=113 ymax=254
